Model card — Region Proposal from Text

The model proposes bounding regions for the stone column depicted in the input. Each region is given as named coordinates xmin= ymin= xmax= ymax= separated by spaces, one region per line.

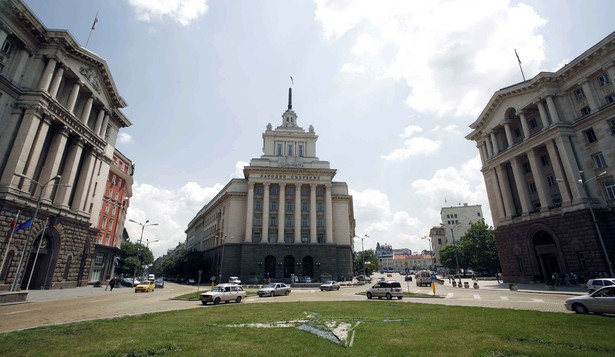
xmin=66 ymin=81 xmax=82 ymax=114
xmin=277 ymin=183 xmax=285 ymax=242
xmin=495 ymin=165 xmax=514 ymax=219
xmin=310 ymin=184 xmax=317 ymax=243
xmin=580 ymin=78 xmax=598 ymax=112
xmin=545 ymin=96 xmax=560 ymax=124
xmin=325 ymin=183 xmax=333 ymax=244
xmin=10 ymin=48 xmax=31 ymax=84
xmin=71 ymin=148 xmax=97 ymax=212
xmin=606 ymin=64 xmax=615 ymax=95
xmin=37 ymin=126 xmax=70 ymax=201
xmin=262 ymin=183 xmax=270 ymax=243
xmin=81 ymin=96 xmax=94 ymax=125
xmin=517 ymin=111 xmax=530 ymax=139
xmin=485 ymin=136 xmax=493 ymax=158
xmin=526 ymin=149 xmax=550 ymax=210
xmin=94 ymin=109 xmax=106 ymax=135
xmin=504 ymin=121 xmax=514 ymax=149
xmin=244 ymin=182 xmax=254 ymax=242
xmin=294 ymin=183 xmax=301 ymax=243
xmin=48 ymin=64 xmax=65 ymax=99
xmin=21 ymin=116 xmax=52 ymax=184
xmin=554 ymin=136 xmax=584 ymax=204
xmin=545 ymin=140 xmax=572 ymax=206
xmin=37 ymin=57 xmax=57 ymax=91
xmin=99 ymin=113 xmax=110 ymax=138
xmin=54 ymin=138 xmax=84 ymax=208
xmin=490 ymin=131 xmax=499 ymax=155
xmin=536 ymin=100 xmax=550 ymax=128
xmin=0 ymin=108 xmax=45 ymax=187
xmin=478 ymin=142 xmax=486 ymax=165
xmin=511 ymin=156 xmax=531 ymax=215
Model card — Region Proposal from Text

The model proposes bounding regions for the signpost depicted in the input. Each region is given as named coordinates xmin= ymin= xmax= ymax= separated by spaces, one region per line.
xmin=431 ymin=273 xmax=436 ymax=295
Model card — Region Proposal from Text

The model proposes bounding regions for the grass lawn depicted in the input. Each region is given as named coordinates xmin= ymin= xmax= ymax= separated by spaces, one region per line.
xmin=1 ymin=301 xmax=614 ymax=356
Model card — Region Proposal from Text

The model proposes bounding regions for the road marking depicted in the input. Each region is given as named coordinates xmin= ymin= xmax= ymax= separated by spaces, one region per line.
xmin=90 ymin=299 xmax=110 ymax=303
xmin=532 ymin=298 xmax=544 ymax=302
xmin=445 ymin=293 xmax=454 ymax=299
xmin=473 ymin=294 xmax=481 ymax=300
xmin=500 ymin=296 xmax=509 ymax=300
xmin=5 ymin=309 xmax=37 ymax=315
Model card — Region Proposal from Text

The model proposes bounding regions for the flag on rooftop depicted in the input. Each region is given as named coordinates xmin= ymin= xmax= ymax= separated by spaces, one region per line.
xmin=91 ymin=13 xmax=99 ymax=30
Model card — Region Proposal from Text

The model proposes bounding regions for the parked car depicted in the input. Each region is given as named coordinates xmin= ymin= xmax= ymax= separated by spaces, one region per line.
xmin=257 ymin=283 xmax=291 ymax=297
xmin=154 ymin=278 xmax=164 ymax=288
xmin=186 ymin=278 xmax=196 ymax=285
xmin=585 ymin=278 xmax=615 ymax=293
xmin=320 ymin=281 xmax=340 ymax=291
xmin=303 ymin=276 xmax=312 ymax=283
xmin=228 ymin=276 xmax=241 ymax=284
xmin=134 ymin=280 xmax=155 ymax=293
xmin=377 ymin=277 xmax=386 ymax=283
xmin=366 ymin=281 xmax=403 ymax=300
xmin=415 ymin=270 xmax=433 ymax=287
xmin=565 ymin=286 xmax=615 ymax=314
xmin=356 ymin=275 xmax=372 ymax=283
xmin=200 ymin=283 xmax=246 ymax=305
xmin=121 ymin=277 xmax=140 ymax=287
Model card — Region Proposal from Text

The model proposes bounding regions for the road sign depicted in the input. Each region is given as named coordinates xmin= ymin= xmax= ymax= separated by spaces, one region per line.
xmin=431 ymin=274 xmax=436 ymax=281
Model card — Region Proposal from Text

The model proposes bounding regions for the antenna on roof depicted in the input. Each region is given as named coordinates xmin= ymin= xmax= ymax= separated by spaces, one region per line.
xmin=288 ymin=76 xmax=294 ymax=110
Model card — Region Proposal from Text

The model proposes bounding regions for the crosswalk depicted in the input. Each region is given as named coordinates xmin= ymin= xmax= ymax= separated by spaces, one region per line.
xmin=439 ymin=292 xmax=545 ymax=303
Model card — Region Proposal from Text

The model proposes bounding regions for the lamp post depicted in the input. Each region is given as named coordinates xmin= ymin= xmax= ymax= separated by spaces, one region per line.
xmin=579 ymin=171 xmax=614 ymax=277
xmin=354 ymin=234 xmax=369 ymax=276
xmin=440 ymin=223 xmax=461 ymax=275
xmin=11 ymin=173 xmax=67 ymax=291
xmin=129 ymin=219 xmax=158 ymax=286
xmin=146 ymin=239 xmax=159 ymax=248
xmin=422 ymin=236 xmax=434 ymax=272
xmin=218 ymin=235 xmax=227 ymax=284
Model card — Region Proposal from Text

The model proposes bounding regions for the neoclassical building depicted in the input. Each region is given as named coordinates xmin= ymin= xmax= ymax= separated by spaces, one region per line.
xmin=0 ymin=0 xmax=132 ymax=290
xmin=467 ymin=31 xmax=615 ymax=283
xmin=185 ymin=88 xmax=355 ymax=283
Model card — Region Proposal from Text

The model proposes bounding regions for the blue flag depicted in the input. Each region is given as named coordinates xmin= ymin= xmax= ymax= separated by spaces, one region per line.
xmin=13 ymin=218 xmax=33 ymax=232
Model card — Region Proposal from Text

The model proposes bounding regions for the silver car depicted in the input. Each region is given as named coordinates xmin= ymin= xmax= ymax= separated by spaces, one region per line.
xmin=257 ymin=283 xmax=291 ymax=297
xmin=320 ymin=281 xmax=340 ymax=291
xmin=200 ymin=283 xmax=246 ymax=305
xmin=585 ymin=278 xmax=615 ymax=293
xmin=565 ymin=286 xmax=615 ymax=314
xmin=366 ymin=281 xmax=404 ymax=300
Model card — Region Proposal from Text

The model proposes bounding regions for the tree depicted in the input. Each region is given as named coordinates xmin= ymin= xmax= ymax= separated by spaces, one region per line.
xmin=115 ymin=241 xmax=154 ymax=278
xmin=354 ymin=249 xmax=378 ymax=275
xmin=458 ymin=220 xmax=499 ymax=275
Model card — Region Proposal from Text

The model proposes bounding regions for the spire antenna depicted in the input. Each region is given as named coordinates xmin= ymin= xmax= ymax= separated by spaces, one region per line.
xmin=288 ymin=76 xmax=293 ymax=110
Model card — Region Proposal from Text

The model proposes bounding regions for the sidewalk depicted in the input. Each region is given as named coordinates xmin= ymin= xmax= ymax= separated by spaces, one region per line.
xmin=451 ymin=278 xmax=587 ymax=296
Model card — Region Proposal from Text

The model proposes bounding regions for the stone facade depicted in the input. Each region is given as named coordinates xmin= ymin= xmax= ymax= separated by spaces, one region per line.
xmin=467 ymin=31 xmax=615 ymax=283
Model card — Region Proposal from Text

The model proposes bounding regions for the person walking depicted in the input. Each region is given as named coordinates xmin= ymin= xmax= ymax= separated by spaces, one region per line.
xmin=109 ymin=277 xmax=116 ymax=291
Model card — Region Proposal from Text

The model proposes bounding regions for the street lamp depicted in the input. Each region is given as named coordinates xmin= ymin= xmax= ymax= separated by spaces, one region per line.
xmin=421 ymin=236 xmax=434 ymax=272
xmin=128 ymin=219 xmax=158 ymax=285
xmin=11 ymin=173 xmax=69 ymax=291
xmin=218 ymin=235 xmax=227 ymax=284
xmin=354 ymin=234 xmax=369 ymax=276
xmin=146 ymin=239 xmax=159 ymax=248
xmin=560 ymin=171 xmax=614 ymax=277
xmin=440 ymin=223 xmax=461 ymax=276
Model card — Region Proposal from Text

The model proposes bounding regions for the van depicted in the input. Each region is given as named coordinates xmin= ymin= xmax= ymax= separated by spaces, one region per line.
xmin=366 ymin=281 xmax=403 ymax=300
xmin=415 ymin=270 xmax=432 ymax=287
xmin=148 ymin=274 xmax=155 ymax=281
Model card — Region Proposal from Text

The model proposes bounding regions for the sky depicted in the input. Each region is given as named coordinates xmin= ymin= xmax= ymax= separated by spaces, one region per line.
xmin=23 ymin=0 xmax=615 ymax=258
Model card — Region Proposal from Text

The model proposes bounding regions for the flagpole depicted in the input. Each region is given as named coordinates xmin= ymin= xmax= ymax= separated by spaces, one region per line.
xmin=85 ymin=12 xmax=98 ymax=49
xmin=1 ymin=210 xmax=20 ymax=277
xmin=515 ymin=49 xmax=526 ymax=81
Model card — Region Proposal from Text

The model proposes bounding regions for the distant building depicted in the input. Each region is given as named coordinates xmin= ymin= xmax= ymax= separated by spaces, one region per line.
xmin=0 ymin=0 xmax=131 ymax=290
xmin=185 ymin=88 xmax=355 ymax=283
xmin=379 ymin=253 xmax=431 ymax=272
xmin=467 ymin=32 xmax=615 ymax=282
xmin=430 ymin=203 xmax=483 ymax=268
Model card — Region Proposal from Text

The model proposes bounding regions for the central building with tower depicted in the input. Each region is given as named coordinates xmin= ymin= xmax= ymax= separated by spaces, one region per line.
xmin=185 ymin=88 xmax=356 ymax=283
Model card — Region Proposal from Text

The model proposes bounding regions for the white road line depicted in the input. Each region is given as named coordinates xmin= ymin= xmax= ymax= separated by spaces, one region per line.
xmin=5 ymin=309 xmax=37 ymax=315
xmin=473 ymin=294 xmax=481 ymax=300
xmin=500 ymin=296 xmax=509 ymax=300
xmin=90 ymin=299 xmax=110 ymax=303
xmin=445 ymin=293 xmax=454 ymax=299
xmin=532 ymin=298 xmax=544 ymax=302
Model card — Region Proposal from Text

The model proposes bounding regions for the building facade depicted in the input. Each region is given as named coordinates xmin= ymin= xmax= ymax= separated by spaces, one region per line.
xmin=0 ymin=0 xmax=132 ymax=290
xmin=88 ymin=149 xmax=133 ymax=283
xmin=467 ymin=32 xmax=615 ymax=283
xmin=379 ymin=253 xmax=431 ymax=272
xmin=430 ymin=203 xmax=483 ymax=268
xmin=185 ymin=88 xmax=356 ymax=283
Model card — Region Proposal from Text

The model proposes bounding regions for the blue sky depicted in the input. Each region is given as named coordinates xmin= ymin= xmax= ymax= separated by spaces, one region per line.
xmin=24 ymin=0 xmax=615 ymax=258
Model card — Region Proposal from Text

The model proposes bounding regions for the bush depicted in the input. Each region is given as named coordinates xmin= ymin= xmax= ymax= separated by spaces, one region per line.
xmin=93 ymin=281 xmax=102 ymax=287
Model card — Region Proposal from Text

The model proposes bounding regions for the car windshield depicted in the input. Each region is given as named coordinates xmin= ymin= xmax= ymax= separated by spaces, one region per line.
xmin=210 ymin=286 xmax=225 ymax=292
xmin=325 ymin=281 xmax=335 ymax=284
xmin=263 ymin=284 xmax=277 ymax=289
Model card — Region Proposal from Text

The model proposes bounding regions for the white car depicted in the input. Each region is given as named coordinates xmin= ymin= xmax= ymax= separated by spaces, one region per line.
xmin=320 ymin=281 xmax=340 ymax=291
xmin=565 ymin=286 xmax=615 ymax=314
xmin=200 ymin=283 xmax=246 ymax=305
xmin=257 ymin=283 xmax=291 ymax=297
xmin=228 ymin=276 xmax=242 ymax=284
xmin=585 ymin=278 xmax=615 ymax=293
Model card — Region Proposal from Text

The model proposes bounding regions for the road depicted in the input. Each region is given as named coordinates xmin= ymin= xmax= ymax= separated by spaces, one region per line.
xmin=0 ymin=274 xmax=583 ymax=333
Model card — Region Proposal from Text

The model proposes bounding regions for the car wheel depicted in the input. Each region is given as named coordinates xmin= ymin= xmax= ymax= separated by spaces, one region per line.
xmin=214 ymin=297 xmax=221 ymax=305
xmin=366 ymin=292 xmax=373 ymax=299
xmin=236 ymin=296 xmax=242 ymax=303
xmin=270 ymin=291 xmax=275 ymax=297
xmin=134 ymin=290 xmax=138 ymax=293
xmin=321 ymin=288 xmax=324 ymax=291
xmin=397 ymin=296 xmax=403 ymax=300
xmin=386 ymin=293 xmax=392 ymax=300
xmin=336 ymin=287 xmax=340 ymax=290
xmin=573 ymin=303 xmax=588 ymax=314
xmin=201 ymin=301 xmax=207 ymax=305
xmin=285 ymin=290 xmax=290 ymax=296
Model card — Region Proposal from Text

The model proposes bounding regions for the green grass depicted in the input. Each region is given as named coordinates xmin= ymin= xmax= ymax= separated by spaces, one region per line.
xmin=1 ymin=302 xmax=614 ymax=356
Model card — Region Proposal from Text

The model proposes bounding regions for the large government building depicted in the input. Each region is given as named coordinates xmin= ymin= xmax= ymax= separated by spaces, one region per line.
xmin=467 ymin=32 xmax=615 ymax=283
xmin=185 ymin=88 xmax=356 ymax=283
xmin=0 ymin=0 xmax=132 ymax=290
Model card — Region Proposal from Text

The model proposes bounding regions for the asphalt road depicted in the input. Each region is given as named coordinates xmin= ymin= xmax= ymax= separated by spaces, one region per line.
xmin=0 ymin=273 xmax=585 ymax=333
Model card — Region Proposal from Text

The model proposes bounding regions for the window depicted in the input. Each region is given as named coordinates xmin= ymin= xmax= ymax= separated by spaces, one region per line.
xmin=271 ymin=201 xmax=277 ymax=210
xmin=302 ymin=201 xmax=308 ymax=211
xmin=529 ymin=118 xmax=537 ymax=129
xmin=528 ymin=181 xmax=537 ymax=193
xmin=112 ymin=206 xmax=116 ymax=215
xmin=277 ymin=143 xmax=282 ymax=156
xmin=286 ymin=187 xmax=294 ymax=195
xmin=108 ymin=189 xmax=113 ymax=197
xmin=316 ymin=202 xmax=324 ymax=212
xmin=581 ymin=106 xmax=591 ymax=116
xmin=592 ymin=152 xmax=607 ymax=168
xmin=105 ymin=203 xmax=110 ymax=213
xmin=606 ymin=93 xmax=615 ymax=104
xmin=546 ymin=175 xmax=555 ymax=187
xmin=514 ymin=128 xmax=521 ymax=137
xmin=1 ymin=39 xmax=12 ymax=54
xmin=540 ymin=155 xmax=550 ymax=166
xmin=270 ymin=216 xmax=277 ymax=226
xmin=301 ymin=216 xmax=309 ymax=227
xmin=255 ymin=200 xmax=262 ymax=210
xmin=301 ymin=187 xmax=308 ymax=195
xmin=299 ymin=144 xmax=304 ymax=157
xmin=252 ymin=232 xmax=261 ymax=243
xmin=437 ymin=238 xmax=442 ymax=245
xmin=552 ymin=196 xmax=562 ymax=207
xmin=255 ymin=186 xmax=262 ymax=195
xmin=286 ymin=216 xmax=293 ymax=227
xmin=301 ymin=233 xmax=309 ymax=243
xmin=316 ymin=188 xmax=324 ymax=196
xmin=598 ymin=74 xmax=610 ymax=87
xmin=523 ymin=162 xmax=531 ymax=173
xmin=575 ymin=88 xmax=585 ymax=100
xmin=268 ymin=233 xmax=276 ymax=244
xmin=288 ymin=144 xmax=293 ymax=156
xmin=477 ymin=212 xmax=481 ymax=217
xmin=605 ymin=182 xmax=615 ymax=200
xmin=271 ymin=186 xmax=278 ymax=195
xmin=254 ymin=215 xmax=261 ymax=226
xmin=286 ymin=201 xmax=293 ymax=211
xmin=285 ymin=234 xmax=293 ymax=243
xmin=102 ymin=217 xmax=107 ymax=230
xmin=317 ymin=217 xmax=324 ymax=227
xmin=317 ymin=233 xmax=325 ymax=243
xmin=610 ymin=120 xmax=615 ymax=135
xmin=584 ymin=128 xmax=598 ymax=143
xmin=118 ymin=180 xmax=122 ymax=188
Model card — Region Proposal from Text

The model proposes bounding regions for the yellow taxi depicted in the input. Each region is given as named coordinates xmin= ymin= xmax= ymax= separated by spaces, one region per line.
xmin=134 ymin=280 xmax=155 ymax=293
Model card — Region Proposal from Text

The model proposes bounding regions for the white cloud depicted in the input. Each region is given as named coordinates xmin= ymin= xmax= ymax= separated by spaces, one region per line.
xmin=127 ymin=0 xmax=208 ymax=26
xmin=314 ymin=0 xmax=547 ymax=117
xmin=233 ymin=161 xmax=249 ymax=178
xmin=400 ymin=125 xmax=422 ymax=139
xmin=340 ymin=63 xmax=367 ymax=74
xmin=381 ymin=137 xmax=441 ymax=161
xmin=117 ymin=132 xmax=133 ymax=144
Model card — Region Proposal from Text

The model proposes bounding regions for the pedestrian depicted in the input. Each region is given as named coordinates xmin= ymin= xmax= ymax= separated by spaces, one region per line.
xmin=109 ymin=277 xmax=116 ymax=291
xmin=496 ymin=272 xmax=502 ymax=284
xmin=105 ymin=275 xmax=110 ymax=291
